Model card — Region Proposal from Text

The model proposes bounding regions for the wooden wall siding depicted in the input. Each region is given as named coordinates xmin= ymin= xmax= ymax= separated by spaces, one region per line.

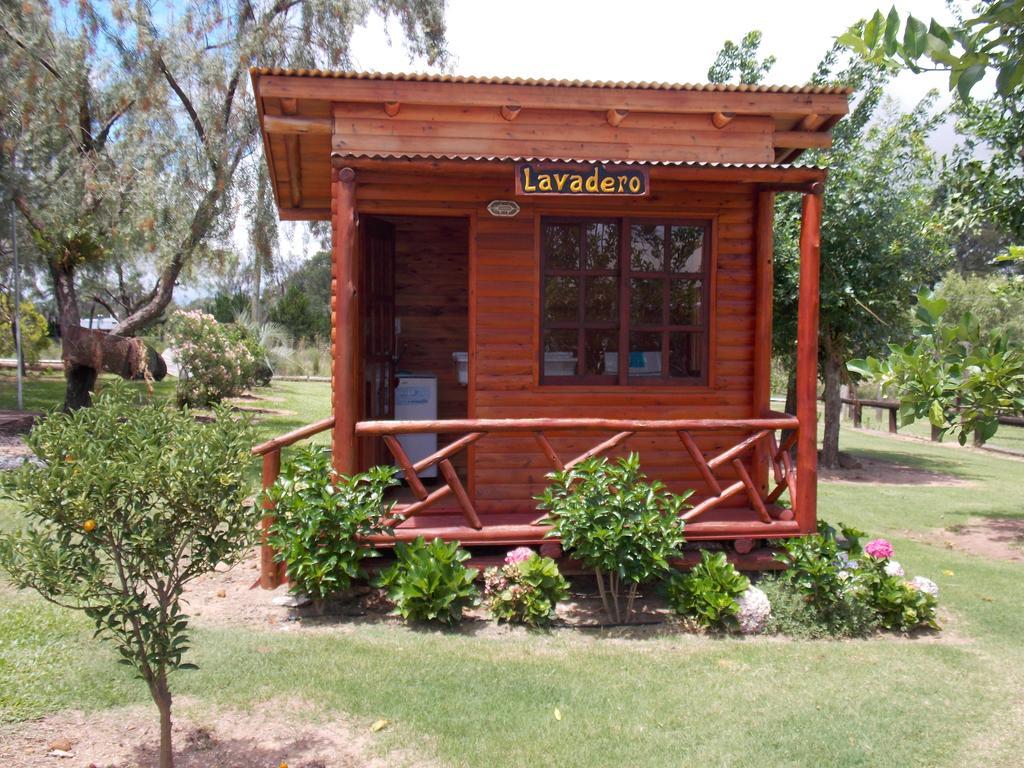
xmin=386 ymin=215 xmax=470 ymax=474
xmin=332 ymin=103 xmax=776 ymax=165
xmin=351 ymin=168 xmax=763 ymax=522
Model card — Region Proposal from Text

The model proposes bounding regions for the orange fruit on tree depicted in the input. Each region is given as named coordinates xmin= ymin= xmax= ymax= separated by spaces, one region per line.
xmin=83 ymin=519 xmax=97 ymax=533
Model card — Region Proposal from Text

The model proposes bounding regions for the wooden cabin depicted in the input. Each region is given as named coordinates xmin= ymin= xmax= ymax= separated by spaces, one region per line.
xmin=250 ymin=69 xmax=850 ymax=586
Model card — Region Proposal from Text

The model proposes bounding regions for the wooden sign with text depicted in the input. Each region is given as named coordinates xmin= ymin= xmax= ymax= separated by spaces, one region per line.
xmin=515 ymin=163 xmax=649 ymax=196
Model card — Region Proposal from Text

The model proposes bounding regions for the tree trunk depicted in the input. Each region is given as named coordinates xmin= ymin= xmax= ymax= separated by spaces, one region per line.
xmin=151 ymin=673 xmax=174 ymax=768
xmin=821 ymin=346 xmax=843 ymax=469
xmin=64 ymin=364 xmax=98 ymax=410
xmin=49 ymin=259 xmax=99 ymax=410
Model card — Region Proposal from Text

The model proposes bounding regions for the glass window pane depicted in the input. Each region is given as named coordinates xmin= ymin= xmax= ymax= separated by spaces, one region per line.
xmin=669 ymin=332 xmax=702 ymax=378
xmin=544 ymin=224 xmax=580 ymax=269
xmin=585 ymin=222 xmax=619 ymax=270
xmin=628 ymin=331 xmax=662 ymax=377
xmin=670 ymin=226 xmax=704 ymax=273
xmin=544 ymin=276 xmax=578 ymax=322
xmin=585 ymin=276 xmax=618 ymax=321
xmin=584 ymin=329 xmax=618 ymax=376
xmin=630 ymin=278 xmax=663 ymax=325
xmin=669 ymin=279 xmax=702 ymax=325
xmin=630 ymin=224 xmax=664 ymax=272
xmin=543 ymin=329 xmax=578 ymax=377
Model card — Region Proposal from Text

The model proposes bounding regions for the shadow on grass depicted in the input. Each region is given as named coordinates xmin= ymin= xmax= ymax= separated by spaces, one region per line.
xmin=839 ymin=445 xmax=987 ymax=483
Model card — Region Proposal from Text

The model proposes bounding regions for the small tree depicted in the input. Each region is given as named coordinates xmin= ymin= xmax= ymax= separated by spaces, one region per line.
xmin=537 ymin=453 xmax=689 ymax=623
xmin=0 ymin=383 xmax=255 ymax=768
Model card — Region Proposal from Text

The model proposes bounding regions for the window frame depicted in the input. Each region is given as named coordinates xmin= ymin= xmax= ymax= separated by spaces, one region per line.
xmin=538 ymin=215 xmax=713 ymax=387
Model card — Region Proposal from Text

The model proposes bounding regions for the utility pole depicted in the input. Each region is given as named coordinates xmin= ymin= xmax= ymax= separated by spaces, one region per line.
xmin=11 ymin=200 xmax=24 ymax=410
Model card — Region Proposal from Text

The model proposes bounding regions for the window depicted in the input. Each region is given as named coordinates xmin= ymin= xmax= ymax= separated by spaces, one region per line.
xmin=540 ymin=217 xmax=709 ymax=385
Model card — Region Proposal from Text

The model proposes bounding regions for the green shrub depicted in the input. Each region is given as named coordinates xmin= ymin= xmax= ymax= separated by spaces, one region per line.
xmin=666 ymin=550 xmax=750 ymax=630
xmin=537 ymin=453 xmax=689 ymax=623
xmin=377 ymin=537 xmax=479 ymax=626
xmin=266 ymin=447 xmax=399 ymax=601
xmin=483 ymin=548 xmax=570 ymax=627
xmin=0 ymin=382 xmax=255 ymax=765
xmin=758 ymin=575 xmax=880 ymax=639
xmin=774 ymin=532 xmax=849 ymax=615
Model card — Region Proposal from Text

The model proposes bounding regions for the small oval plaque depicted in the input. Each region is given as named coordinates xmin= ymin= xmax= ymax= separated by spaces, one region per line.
xmin=487 ymin=199 xmax=521 ymax=217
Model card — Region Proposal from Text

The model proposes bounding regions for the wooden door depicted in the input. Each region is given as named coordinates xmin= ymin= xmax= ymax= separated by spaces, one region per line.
xmin=361 ymin=217 xmax=396 ymax=468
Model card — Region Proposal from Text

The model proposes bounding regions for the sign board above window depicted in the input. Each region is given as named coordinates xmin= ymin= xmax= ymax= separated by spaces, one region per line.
xmin=516 ymin=163 xmax=649 ymax=197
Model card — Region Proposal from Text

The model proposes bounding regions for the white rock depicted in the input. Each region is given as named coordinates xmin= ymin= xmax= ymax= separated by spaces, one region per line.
xmin=909 ymin=576 xmax=939 ymax=598
xmin=735 ymin=586 xmax=771 ymax=635
xmin=272 ymin=593 xmax=312 ymax=607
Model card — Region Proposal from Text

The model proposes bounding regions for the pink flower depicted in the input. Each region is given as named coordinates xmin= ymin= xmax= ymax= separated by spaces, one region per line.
xmin=864 ymin=539 xmax=894 ymax=559
xmin=505 ymin=546 xmax=535 ymax=565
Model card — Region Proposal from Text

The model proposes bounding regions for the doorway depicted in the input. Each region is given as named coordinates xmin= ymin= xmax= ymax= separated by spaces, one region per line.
xmin=359 ymin=215 xmax=471 ymax=477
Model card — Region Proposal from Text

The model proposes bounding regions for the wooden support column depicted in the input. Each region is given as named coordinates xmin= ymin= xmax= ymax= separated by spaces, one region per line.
xmin=752 ymin=189 xmax=775 ymax=492
xmin=795 ymin=192 xmax=822 ymax=533
xmin=259 ymin=448 xmax=282 ymax=589
xmin=332 ymin=167 xmax=359 ymax=476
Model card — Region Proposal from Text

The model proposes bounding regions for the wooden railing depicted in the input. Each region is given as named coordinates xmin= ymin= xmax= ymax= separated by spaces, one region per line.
xmin=253 ymin=413 xmax=801 ymax=588
xmin=355 ymin=413 xmax=801 ymax=530
xmin=842 ymin=396 xmax=1024 ymax=445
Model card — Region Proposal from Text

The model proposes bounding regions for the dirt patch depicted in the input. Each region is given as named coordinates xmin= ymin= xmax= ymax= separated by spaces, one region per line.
xmin=0 ymin=698 xmax=432 ymax=768
xmin=931 ymin=518 xmax=1024 ymax=563
xmin=182 ymin=553 xmax=295 ymax=629
xmin=819 ymin=454 xmax=973 ymax=487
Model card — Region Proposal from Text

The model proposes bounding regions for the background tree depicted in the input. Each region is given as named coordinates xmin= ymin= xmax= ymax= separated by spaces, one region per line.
xmin=708 ymin=35 xmax=951 ymax=468
xmin=840 ymin=3 xmax=1024 ymax=242
xmin=1 ymin=0 xmax=449 ymax=408
xmin=933 ymin=269 xmax=1024 ymax=339
xmin=707 ymin=30 xmax=777 ymax=84
xmin=267 ymin=250 xmax=333 ymax=342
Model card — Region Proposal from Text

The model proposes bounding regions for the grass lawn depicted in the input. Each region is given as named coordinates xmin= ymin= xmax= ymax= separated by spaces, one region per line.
xmin=2 ymin=377 xmax=1023 ymax=766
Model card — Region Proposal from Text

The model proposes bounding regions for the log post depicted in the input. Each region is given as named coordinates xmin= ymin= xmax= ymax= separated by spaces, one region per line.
xmin=753 ymin=190 xmax=775 ymax=492
xmin=795 ymin=192 xmax=822 ymax=534
xmin=259 ymin=448 xmax=282 ymax=589
xmin=888 ymin=406 xmax=899 ymax=434
xmin=852 ymin=402 xmax=862 ymax=428
xmin=332 ymin=167 xmax=359 ymax=477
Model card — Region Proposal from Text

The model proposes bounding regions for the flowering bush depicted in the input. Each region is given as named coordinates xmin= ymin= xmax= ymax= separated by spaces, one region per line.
xmin=909 ymin=576 xmax=939 ymax=598
xmin=865 ymin=539 xmax=895 ymax=559
xmin=168 ymin=310 xmax=262 ymax=406
xmin=483 ymin=548 xmax=570 ymax=627
xmin=774 ymin=522 xmax=939 ymax=635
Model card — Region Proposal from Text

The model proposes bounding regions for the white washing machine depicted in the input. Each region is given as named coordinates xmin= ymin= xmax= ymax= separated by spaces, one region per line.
xmin=394 ymin=373 xmax=438 ymax=479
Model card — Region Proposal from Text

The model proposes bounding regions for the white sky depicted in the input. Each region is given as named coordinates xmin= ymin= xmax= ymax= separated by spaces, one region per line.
xmin=350 ymin=0 xmax=972 ymax=112
xmin=255 ymin=0 xmax=979 ymax=292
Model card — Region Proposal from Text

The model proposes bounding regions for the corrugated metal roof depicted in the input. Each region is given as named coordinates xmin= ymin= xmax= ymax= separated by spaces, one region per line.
xmin=331 ymin=150 xmax=828 ymax=171
xmin=251 ymin=67 xmax=852 ymax=95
